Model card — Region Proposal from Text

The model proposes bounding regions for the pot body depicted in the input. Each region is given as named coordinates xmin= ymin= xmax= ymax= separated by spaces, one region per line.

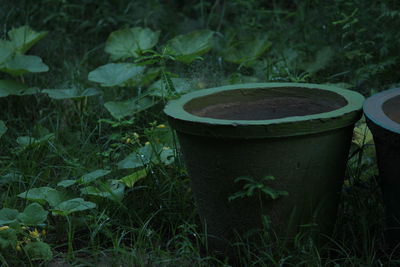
xmin=364 ymin=88 xmax=400 ymax=248
xmin=177 ymin=126 xmax=353 ymax=251
xmin=165 ymin=83 xmax=364 ymax=253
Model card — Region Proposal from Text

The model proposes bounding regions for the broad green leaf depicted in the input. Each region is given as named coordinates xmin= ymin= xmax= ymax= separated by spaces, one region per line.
xmin=17 ymin=187 xmax=54 ymax=204
xmin=0 ymin=120 xmax=6 ymax=138
xmin=57 ymin=179 xmax=76 ymax=188
xmin=17 ymin=136 xmax=37 ymax=147
xmin=16 ymin=134 xmax=54 ymax=150
xmin=0 ymin=54 xmax=49 ymax=75
xmin=52 ymin=198 xmax=96 ymax=216
xmin=24 ymin=241 xmax=53 ymax=261
xmin=17 ymin=203 xmax=48 ymax=225
xmin=104 ymin=96 xmax=156 ymax=120
xmin=0 ymin=172 xmax=21 ymax=185
xmin=304 ymin=46 xmax=334 ymax=74
xmin=8 ymin=25 xmax=48 ymax=54
xmin=148 ymin=78 xmax=192 ymax=97
xmin=42 ymin=88 xmax=100 ymax=100
xmin=117 ymin=144 xmax=153 ymax=169
xmin=0 ymin=208 xmax=19 ymax=224
xmin=17 ymin=187 xmax=63 ymax=206
xmin=0 ymin=228 xmax=17 ymax=250
xmin=105 ymin=27 xmax=160 ymax=60
xmin=0 ymin=40 xmax=13 ymax=64
xmin=79 ymin=169 xmax=111 ymax=184
xmin=88 ymin=63 xmax=145 ymax=87
xmin=223 ymin=35 xmax=271 ymax=66
xmin=119 ymin=168 xmax=147 ymax=187
xmin=117 ymin=143 xmax=173 ymax=169
xmin=44 ymin=189 xmax=66 ymax=207
xmin=166 ymin=29 xmax=214 ymax=63
xmin=159 ymin=147 xmax=175 ymax=165
xmin=80 ymin=180 xmax=125 ymax=202
xmin=0 ymin=79 xmax=33 ymax=97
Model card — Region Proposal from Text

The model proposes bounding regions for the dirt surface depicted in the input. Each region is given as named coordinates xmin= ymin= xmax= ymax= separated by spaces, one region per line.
xmin=192 ymin=97 xmax=344 ymax=120
xmin=383 ymin=95 xmax=400 ymax=123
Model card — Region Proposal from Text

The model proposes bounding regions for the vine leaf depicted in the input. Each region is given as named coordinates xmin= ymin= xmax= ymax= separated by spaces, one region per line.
xmin=17 ymin=187 xmax=65 ymax=207
xmin=148 ymin=78 xmax=192 ymax=97
xmin=0 ymin=54 xmax=49 ymax=75
xmin=78 ymin=169 xmax=111 ymax=185
xmin=105 ymin=27 xmax=160 ymax=60
xmin=166 ymin=29 xmax=214 ymax=63
xmin=88 ymin=63 xmax=145 ymax=87
xmin=52 ymin=198 xmax=96 ymax=216
xmin=119 ymin=168 xmax=147 ymax=188
xmin=223 ymin=35 xmax=271 ymax=66
xmin=0 ymin=208 xmax=19 ymax=224
xmin=80 ymin=180 xmax=125 ymax=202
xmin=104 ymin=97 xmax=156 ymax=120
xmin=42 ymin=88 xmax=100 ymax=100
xmin=17 ymin=203 xmax=48 ymax=226
xmin=0 ymin=79 xmax=37 ymax=97
xmin=24 ymin=241 xmax=53 ymax=261
xmin=8 ymin=25 xmax=48 ymax=54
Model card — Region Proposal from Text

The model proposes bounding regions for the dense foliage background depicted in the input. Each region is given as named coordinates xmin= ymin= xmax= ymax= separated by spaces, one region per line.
xmin=0 ymin=0 xmax=399 ymax=265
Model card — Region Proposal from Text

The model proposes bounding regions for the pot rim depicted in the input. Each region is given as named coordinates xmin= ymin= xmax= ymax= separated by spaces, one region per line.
xmin=363 ymin=87 xmax=400 ymax=134
xmin=164 ymin=83 xmax=364 ymax=138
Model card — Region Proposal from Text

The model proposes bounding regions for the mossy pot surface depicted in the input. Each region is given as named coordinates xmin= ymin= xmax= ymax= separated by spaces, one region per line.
xmin=165 ymin=83 xmax=364 ymax=254
xmin=364 ymin=87 xmax=400 ymax=248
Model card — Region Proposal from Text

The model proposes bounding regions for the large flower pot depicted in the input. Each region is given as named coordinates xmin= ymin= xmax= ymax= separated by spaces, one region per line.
xmin=363 ymin=88 xmax=400 ymax=248
xmin=164 ymin=83 xmax=364 ymax=254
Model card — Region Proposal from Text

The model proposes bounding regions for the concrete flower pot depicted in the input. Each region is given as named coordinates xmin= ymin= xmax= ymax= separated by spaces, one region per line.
xmin=164 ymin=83 xmax=364 ymax=253
xmin=363 ymin=88 xmax=400 ymax=248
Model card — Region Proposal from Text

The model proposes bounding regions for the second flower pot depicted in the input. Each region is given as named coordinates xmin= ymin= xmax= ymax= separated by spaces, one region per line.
xmin=363 ymin=87 xmax=400 ymax=248
xmin=165 ymin=83 xmax=364 ymax=254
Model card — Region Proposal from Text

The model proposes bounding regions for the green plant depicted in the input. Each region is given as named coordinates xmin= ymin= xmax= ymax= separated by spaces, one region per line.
xmin=0 ymin=203 xmax=52 ymax=261
xmin=87 ymin=27 xmax=214 ymax=121
xmin=229 ymin=175 xmax=289 ymax=202
xmin=2 ymin=0 xmax=400 ymax=265
xmin=0 ymin=25 xmax=48 ymax=97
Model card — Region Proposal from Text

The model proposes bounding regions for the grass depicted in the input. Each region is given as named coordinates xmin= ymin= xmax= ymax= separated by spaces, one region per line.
xmin=1 ymin=0 xmax=400 ymax=265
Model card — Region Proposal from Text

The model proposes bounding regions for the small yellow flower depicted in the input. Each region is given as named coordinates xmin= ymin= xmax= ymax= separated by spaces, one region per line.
xmin=145 ymin=141 xmax=151 ymax=146
xmin=126 ymin=138 xmax=132 ymax=144
xmin=0 ymin=226 xmax=10 ymax=231
xmin=156 ymin=124 xmax=166 ymax=129
xmin=133 ymin=132 xmax=140 ymax=139
xmin=29 ymin=228 xmax=40 ymax=239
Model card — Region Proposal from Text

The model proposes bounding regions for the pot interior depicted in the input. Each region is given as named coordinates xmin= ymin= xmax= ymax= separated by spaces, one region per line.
xmin=185 ymin=87 xmax=348 ymax=120
xmin=383 ymin=95 xmax=400 ymax=124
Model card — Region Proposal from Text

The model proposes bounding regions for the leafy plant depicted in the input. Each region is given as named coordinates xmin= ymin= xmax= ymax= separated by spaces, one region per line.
xmin=0 ymin=203 xmax=52 ymax=261
xmin=88 ymin=27 xmax=214 ymax=120
xmin=229 ymin=175 xmax=289 ymax=201
xmin=0 ymin=26 xmax=48 ymax=97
